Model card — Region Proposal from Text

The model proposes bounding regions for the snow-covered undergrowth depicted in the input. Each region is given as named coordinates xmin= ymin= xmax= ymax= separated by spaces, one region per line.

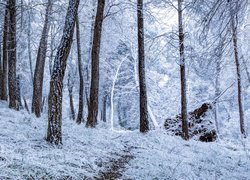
xmin=0 ymin=101 xmax=249 ymax=179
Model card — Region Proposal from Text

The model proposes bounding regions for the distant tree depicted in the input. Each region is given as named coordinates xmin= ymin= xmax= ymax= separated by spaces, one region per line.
xmin=86 ymin=0 xmax=105 ymax=128
xmin=32 ymin=0 xmax=53 ymax=117
xmin=76 ymin=14 xmax=84 ymax=124
xmin=67 ymin=64 xmax=76 ymax=120
xmin=137 ymin=0 xmax=149 ymax=133
xmin=47 ymin=0 xmax=80 ymax=145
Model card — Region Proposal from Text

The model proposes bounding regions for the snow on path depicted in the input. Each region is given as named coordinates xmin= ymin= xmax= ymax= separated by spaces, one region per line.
xmin=0 ymin=102 xmax=249 ymax=179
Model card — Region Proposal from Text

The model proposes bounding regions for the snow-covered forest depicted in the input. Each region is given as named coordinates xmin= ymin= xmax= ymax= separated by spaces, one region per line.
xmin=0 ymin=0 xmax=250 ymax=179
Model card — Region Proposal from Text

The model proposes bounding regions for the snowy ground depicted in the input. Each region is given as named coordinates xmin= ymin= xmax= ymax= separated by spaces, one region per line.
xmin=0 ymin=101 xmax=249 ymax=179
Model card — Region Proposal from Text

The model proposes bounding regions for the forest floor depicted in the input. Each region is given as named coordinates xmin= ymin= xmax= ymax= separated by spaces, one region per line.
xmin=0 ymin=101 xmax=250 ymax=179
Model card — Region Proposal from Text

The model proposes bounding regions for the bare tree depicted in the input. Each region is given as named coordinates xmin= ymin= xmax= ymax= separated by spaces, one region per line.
xmin=76 ymin=14 xmax=84 ymax=124
xmin=178 ymin=0 xmax=189 ymax=140
xmin=68 ymin=68 xmax=76 ymax=120
xmin=32 ymin=0 xmax=53 ymax=117
xmin=27 ymin=0 xmax=33 ymax=84
xmin=137 ymin=0 xmax=149 ymax=133
xmin=8 ymin=0 xmax=18 ymax=109
xmin=1 ymin=3 xmax=8 ymax=101
xmin=86 ymin=0 xmax=105 ymax=128
xmin=228 ymin=0 xmax=246 ymax=137
xmin=47 ymin=0 xmax=80 ymax=145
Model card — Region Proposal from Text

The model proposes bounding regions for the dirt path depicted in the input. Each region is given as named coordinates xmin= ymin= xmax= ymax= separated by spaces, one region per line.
xmin=96 ymin=143 xmax=135 ymax=179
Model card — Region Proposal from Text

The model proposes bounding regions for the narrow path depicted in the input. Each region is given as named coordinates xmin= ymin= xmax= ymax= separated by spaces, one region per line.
xmin=96 ymin=143 xmax=135 ymax=179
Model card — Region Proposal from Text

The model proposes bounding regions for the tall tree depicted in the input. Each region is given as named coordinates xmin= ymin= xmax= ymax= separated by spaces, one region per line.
xmin=137 ymin=0 xmax=149 ymax=133
xmin=76 ymin=14 xmax=84 ymax=124
xmin=86 ymin=0 xmax=105 ymax=128
xmin=178 ymin=0 xmax=189 ymax=140
xmin=228 ymin=0 xmax=246 ymax=137
xmin=47 ymin=0 xmax=80 ymax=145
xmin=32 ymin=0 xmax=53 ymax=117
xmin=1 ymin=3 xmax=9 ymax=101
xmin=68 ymin=67 xmax=76 ymax=120
xmin=8 ymin=0 xmax=18 ymax=109
xmin=27 ymin=0 xmax=33 ymax=84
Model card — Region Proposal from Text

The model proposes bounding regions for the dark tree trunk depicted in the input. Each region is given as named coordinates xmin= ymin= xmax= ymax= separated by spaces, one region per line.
xmin=76 ymin=14 xmax=84 ymax=124
xmin=32 ymin=0 xmax=52 ymax=117
xmin=16 ymin=75 xmax=23 ymax=110
xmin=137 ymin=0 xmax=149 ymax=133
xmin=178 ymin=0 xmax=189 ymax=140
xmin=85 ymin=0 xmax=96 ymax=107
xmin=86 ymin=0 xmax=105 ymax=128
xmin=47 ymin=0 xmax=80 ymax=145
xmin=69 ymin=91 xmax=75 ymax=120
xmin=68 ymin=72 xmax=75 ymax=120
xmin=8 ymin=0 xmax=18 ymax=110
xmin=1 ymin=4 xmax=9 ymax=101
xmin=102 ymin=94 xmax=107 ymax=122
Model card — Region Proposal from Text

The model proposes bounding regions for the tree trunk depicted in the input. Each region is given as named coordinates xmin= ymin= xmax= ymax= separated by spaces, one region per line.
xmin=69 ymin=90 xmax=75 ymax=120
xmin=47 ymin=0 xmax=80 ymax=145
xmin=68 ymin=72 xmax=75 ymax=120
xmin=32 ymin=0 xmax=52 ymax=117
xmin=27 ymin=3 xmax=33 ymax=84
xmin=8 ymin=0 xmax=18 ymax=110
xmin=229 ymin=4 xmax=246 ymax=137
xmin=178 ymin=0 xmax=189 ymax=140
xmin=16 ymin=75 xmax=23 ymax=110
xmin=85 ymin=0 xmax=96 ymax=107
xmin=102 ymin=94 xmax=107 ymax=122
xmin=137 ymin=0 xmax=149 ymax=133
xmin=23 ymin=96 xmax=30 ymax=114
xmin=76 ymin=14 xmax=84 ymax=124
xmin=86 ymin=0 xmax=105 ymax=128
xmin=1 ymin=4 xmax=9 ymax=101
xmin=214 ymin=54 xmax=221 ymax=135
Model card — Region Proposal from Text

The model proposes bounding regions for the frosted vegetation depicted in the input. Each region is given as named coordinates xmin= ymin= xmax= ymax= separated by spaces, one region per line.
xmin=0 ymin=102 xmax=249 ymax=179
xmin=0 ymin=0 xmax=250 ymax=179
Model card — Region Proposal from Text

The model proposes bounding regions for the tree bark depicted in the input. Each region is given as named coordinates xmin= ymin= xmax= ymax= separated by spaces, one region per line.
xmin=47 ymin=0 xmax=80 ymax=145
xmin=1 ymin=4 xmax=9 ymax=101
xmin=32 ymin=0 xmax=52 ymax=117
xmin=68 ymin=71 xmax=75 ymax=120
xmin=137 ymin=0 xmax=149 ymax=133
xmin=102 ymin=94 xmax=107 ymax=122
xmin=76 ymin=14 xmax=84 ymax=124
xmin=8 ymin=0 xmax=18 ymax=110
xmin=86 ymin=0 xmax=105 ymax=128
xmin=85 ymin=0 xmax=96 ymax=107
xmin=178 ymin=0 xmax=189 ymax=140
